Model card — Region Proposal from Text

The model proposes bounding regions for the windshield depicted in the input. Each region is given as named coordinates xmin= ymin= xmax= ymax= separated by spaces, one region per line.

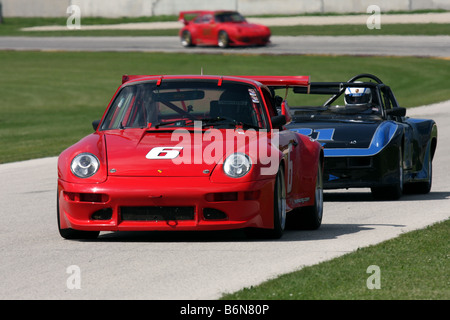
xmin=274 ymin=84 xmax=383 ymax=122
xmin=100 ymin=80 xmax=268 ymax=130
xmin=215 ymin=12 xmax=246 ymax=23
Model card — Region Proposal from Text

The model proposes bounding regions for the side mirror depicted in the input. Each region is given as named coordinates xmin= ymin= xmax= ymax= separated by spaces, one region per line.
xmin=92 ymin=120 xmax=101 ymax=131
xmin=386 ymin=107 xmax=406 ymax=117
xmin=271 ymin=115 xmax=287 ymax=129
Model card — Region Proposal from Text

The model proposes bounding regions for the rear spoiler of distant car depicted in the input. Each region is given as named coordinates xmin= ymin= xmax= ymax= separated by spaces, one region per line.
xmin=178 ymin=11 xmax=214 ymax=25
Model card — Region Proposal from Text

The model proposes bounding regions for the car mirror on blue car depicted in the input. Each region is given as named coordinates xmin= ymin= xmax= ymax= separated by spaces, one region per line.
xmin=386 ymin=107 xmax=406 ymax=117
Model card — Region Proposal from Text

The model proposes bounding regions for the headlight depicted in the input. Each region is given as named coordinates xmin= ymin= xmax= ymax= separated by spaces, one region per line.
xmin=71 ymin=153 xmax=100 ymax=178
xmin=223 ymin=153 xmax=252 ymax=178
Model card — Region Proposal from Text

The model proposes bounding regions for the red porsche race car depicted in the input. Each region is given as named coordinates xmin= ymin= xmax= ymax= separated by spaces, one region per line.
xmin=178 ymin=10 xmax=271 ymax=48
xmin=57 ymin=74 xmax=323 ymax=240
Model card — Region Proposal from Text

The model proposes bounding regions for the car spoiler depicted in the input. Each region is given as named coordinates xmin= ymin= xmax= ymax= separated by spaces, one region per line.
xmin=178 ymin=11 xmax=214 ymax=25
xmin=121 ymin=75 xmax=310 ymax=90
xmin=122 ymin=74 xmax=155 ymax=84
xmin=232 ymin=75 xmax=310 ymax=88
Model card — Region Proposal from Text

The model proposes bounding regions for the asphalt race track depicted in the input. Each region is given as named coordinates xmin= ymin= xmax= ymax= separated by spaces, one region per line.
xmin=1 ymin=35 xmax=450 ymax=57
xmin=0 ymin=100 xmax=449 ymax=300
xmin=1 ymin=31 xmax=449 ymax=299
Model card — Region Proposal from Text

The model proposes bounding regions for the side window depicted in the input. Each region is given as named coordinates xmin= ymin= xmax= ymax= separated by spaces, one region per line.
xmin=195 ymin=14 xmax=212 ymax=24
xmin=381 ymin=86 xmax=402 ymax=120
xmin=386 ymin=87 xmax=400 ymax=109
xmin=203 ymin=14 xmax=213 ymax=23
xmin=381 ymin=87 xmax=392 ymax=112
xmin=101 ymin=86 xmax=136 ymax=130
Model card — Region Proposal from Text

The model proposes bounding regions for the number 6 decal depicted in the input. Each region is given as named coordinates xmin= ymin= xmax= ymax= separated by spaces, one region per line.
xmin=146 ymin=147 xmax=183 ymax=159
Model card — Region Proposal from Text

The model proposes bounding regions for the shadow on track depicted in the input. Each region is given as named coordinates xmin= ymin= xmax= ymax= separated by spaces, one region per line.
xmin=324 ymin=190 xmax=450 ymax=202
xmin=68 ymin=190 xmax=448 ymax=243
xmin=80 ymin=222 xmax=404 ymax=243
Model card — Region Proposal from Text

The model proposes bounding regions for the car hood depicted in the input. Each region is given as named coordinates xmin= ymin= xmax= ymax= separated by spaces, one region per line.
xmin=236 ymin=22 xmax=269 ymax=33
xmin=103 ymin=128 xmax=259 ymax=177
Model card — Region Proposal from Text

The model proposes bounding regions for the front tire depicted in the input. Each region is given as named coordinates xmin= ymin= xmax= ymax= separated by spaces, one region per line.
xmin=287 ymin=162 xmax=323 ymax=230
xmin=218 ymin=31 xmax=229 ymax=48
xmin=371 ymin=148 xmax=403 ymax=200
xmin=181 ymin=30 xmax=194 ymax=47
xmin=405 ymin=151 xmax=432 ymax=194
xmin=272 ymin=168 xmax=287 ymax=237
xmin=245 ymin=168 xmax=286 ymax=239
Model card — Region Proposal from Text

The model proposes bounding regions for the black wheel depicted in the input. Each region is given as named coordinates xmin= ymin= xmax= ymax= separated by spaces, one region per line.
xmin=218 ymin=31 xmax=229 ymax=48
xmin=272 ymin=168 xmax=287 ymax=236
xmin=287 ymin=161 xmax=323 ymax=230
xmin=405 ymin=152 xmax=432 ymax=194
xmin=371 ymin=148 xmax=403 ymax=200
xmin=181 ymin=30 xmax=194 ymax=47
xmin=245 ymin=168 xmax=286 ymax=239
xmin=57 ymin=193 xmax=99 ymax=240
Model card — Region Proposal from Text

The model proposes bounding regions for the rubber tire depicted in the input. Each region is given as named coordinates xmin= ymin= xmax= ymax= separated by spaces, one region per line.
xmin=371 ymin=148 xmax=403 ymax=200
xmin=404 ymin=152 xmax=432 ymax=194
xmin=287 ymin=161 xmax=323 ymax=230
xmin=218 ymin=31 xmax=229 ymax=48
xmin=245 ymin=169 xmax=286 ymax=239
xmin=181 ymin=30 xmax=194 ymax=47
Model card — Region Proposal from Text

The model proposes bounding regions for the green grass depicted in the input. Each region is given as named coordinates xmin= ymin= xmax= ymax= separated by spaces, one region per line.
xmin=0 ymin=16 xmax=448 ymax=300
xmin=0 ymin=16 xmax=448 ymax=36
xmin=270 ymin=23 xmax=450 ymax=36
xmin=1 ymin=51 xmax=449 ymax=164
xmin=221 ymin=219 xmax=450 ymax=300
xmin=0 ymin=16 xmax=179 ymax=36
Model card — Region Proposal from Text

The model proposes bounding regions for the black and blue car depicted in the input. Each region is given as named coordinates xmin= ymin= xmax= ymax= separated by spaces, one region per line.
xmin=282 ymin=74 xmax=437 ymax=200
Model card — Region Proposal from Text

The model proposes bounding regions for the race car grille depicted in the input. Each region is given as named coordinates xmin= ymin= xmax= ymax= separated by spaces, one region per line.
xmin=120 ymin=206 xmax=195 ymax=221
xmin=348 ymin=157 xmax=372 ymax=168
xmin=203 ymin=208 xmax=228 ymax=220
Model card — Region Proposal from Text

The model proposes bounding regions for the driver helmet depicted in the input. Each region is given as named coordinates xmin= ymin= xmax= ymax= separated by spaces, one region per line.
xmin=344 ymin=87 xmax=372 ymax=106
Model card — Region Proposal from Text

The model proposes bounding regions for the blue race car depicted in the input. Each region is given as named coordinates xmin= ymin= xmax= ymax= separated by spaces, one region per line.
xmin=282 ymin=74 xmax=437 ymax=200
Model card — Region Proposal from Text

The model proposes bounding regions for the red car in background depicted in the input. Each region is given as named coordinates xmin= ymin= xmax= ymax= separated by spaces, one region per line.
xmin=179 ymin=11 xmax=271 ymax=48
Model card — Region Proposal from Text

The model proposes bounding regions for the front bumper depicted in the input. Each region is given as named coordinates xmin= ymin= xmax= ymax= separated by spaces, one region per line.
xmin=230 ymin=35 xmax=270 ymax=46
xmin=58 ymin=176 xmax=275 ymax=232
xmin=323 ymin=148 xmax=400 ymax=189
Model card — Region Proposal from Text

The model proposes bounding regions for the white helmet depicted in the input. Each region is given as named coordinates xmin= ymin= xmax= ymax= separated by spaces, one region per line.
xmin=344 ymin=87 xmax=372 ymax=105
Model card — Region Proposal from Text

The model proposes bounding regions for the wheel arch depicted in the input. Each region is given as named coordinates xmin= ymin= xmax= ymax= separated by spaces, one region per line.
xmin=430 ymin=123 xmax=438 ymax=161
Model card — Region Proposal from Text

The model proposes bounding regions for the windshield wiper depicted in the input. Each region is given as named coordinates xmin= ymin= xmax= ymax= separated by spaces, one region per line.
xmin=153 ymin=119 xmax=195 ymax=128
xmin=152 ymin=117 xmax=261 ymax=130
xmin=238 ymin=122 xmax=261 ymax=130
xmin=202 ymin=117 xmax=262 ymax=130
xmin=200 ymin=117 xmax=237 ymax=127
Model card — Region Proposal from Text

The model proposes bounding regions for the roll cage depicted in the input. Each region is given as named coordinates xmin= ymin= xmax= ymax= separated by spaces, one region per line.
xmin=289 ymin=74 xmax=406 ymax=120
